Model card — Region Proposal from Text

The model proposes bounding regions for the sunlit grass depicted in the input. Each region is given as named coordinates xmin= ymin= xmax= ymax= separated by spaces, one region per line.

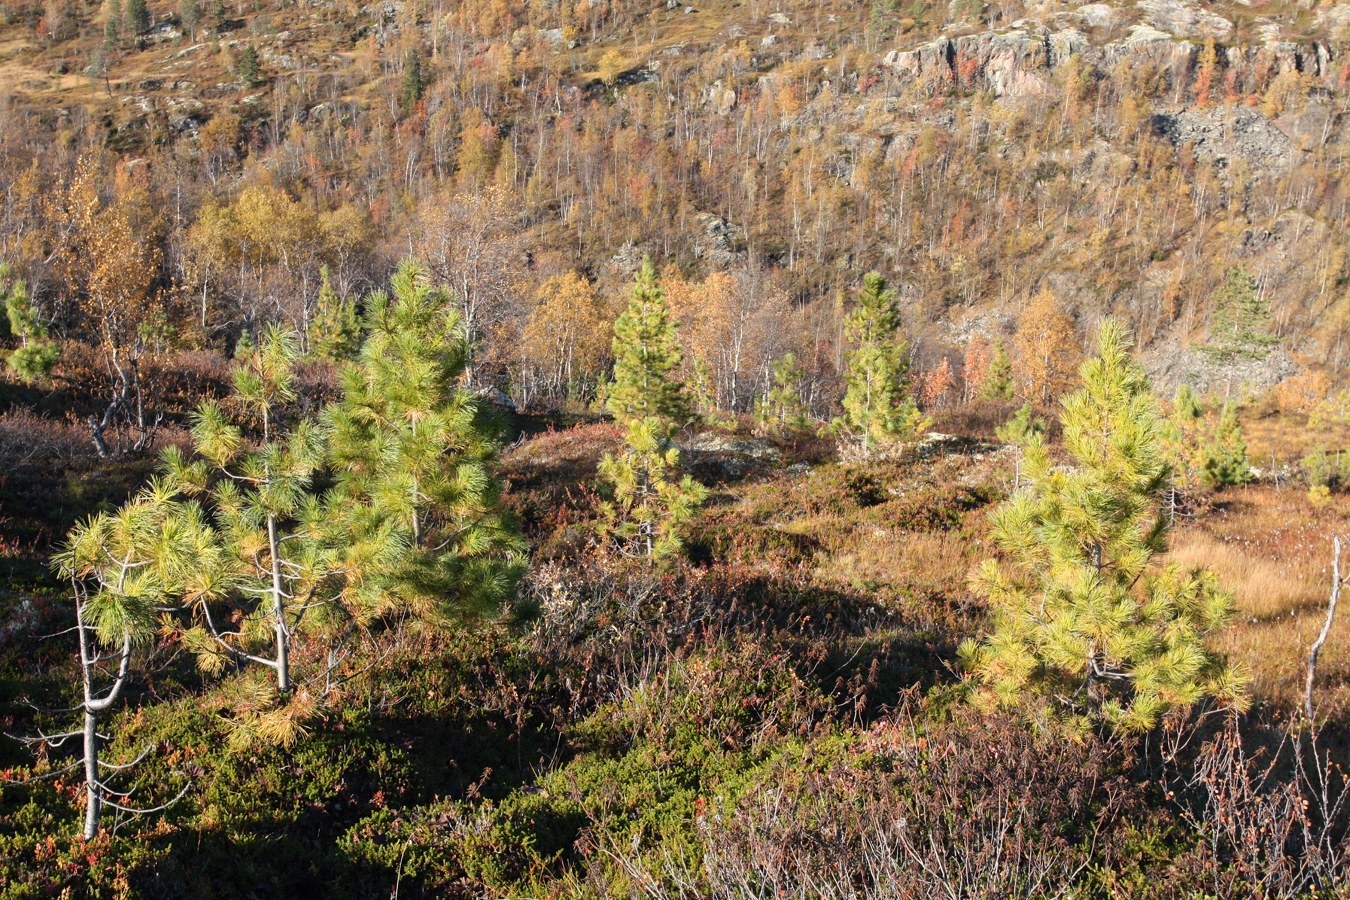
xmin=1169 ymin=485 xmax=1350 ymax=716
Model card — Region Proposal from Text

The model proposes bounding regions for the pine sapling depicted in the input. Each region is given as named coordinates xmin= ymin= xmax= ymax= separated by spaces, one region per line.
xmin=606 ymin=256 xmax=690 ymax=426
xmin=52 ymin=481 xmax=205 ymax=838
xmin=835 ymin=271 xmax=927 ymax=453
xmin=598 ymin=416 xmax=708 ymax=561
xmin=325 ymin=261 xmax=524 ymax=626
xmin=165 ymin=326 xmax=338 ymax=745
xmin=961 ymin=321 xmax=1248 ymax=733
xmin=755 ymin=352 xmax=812 ymax=434
xmin=3 ymin=265 xmax=60 ymax=383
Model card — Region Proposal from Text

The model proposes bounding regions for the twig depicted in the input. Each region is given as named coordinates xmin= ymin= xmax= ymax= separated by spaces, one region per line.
xmin=1304 ymin=535 xmax=1344 ymax=723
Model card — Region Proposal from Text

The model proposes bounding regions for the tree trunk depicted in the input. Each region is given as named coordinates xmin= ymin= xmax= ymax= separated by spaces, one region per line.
xmin=267 ymin=513 xmax=291 ymax=694
xmin=82 ymin=708 xmax=101 ymax=840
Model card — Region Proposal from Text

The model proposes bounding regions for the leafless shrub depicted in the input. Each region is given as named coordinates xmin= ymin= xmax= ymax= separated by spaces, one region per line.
xmin=1162 ymin=712 xmax=1350 ymax=899
xmin=0 ymin=407 xmax=92 ymax=466
xmin=606 ymin=710 xmax=1130 ymax=899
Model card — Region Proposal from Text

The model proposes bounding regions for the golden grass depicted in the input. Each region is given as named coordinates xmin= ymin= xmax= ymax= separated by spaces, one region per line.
xmin=1239 ymin=408 xmax=1350 ymax=468
xmin=1169 ymin=485 xmax=1350 ymax=715
xmin=820 ymin=530 xmax=975 ymax=597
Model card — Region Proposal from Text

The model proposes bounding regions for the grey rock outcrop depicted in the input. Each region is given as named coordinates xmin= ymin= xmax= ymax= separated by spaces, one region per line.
xmin=1153 ymin=106 xmax=1294 ymax=169
xmin=882 ymin=5 xmax=1339 ymax=98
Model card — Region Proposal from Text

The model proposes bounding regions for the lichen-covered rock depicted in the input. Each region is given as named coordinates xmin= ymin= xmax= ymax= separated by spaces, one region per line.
xmin=1136 ymin=0 xmax=1232 ymax=39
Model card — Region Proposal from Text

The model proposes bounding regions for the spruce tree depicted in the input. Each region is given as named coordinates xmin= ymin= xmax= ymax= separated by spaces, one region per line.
xmin=980 ymin=339 xmax=1014 ymax=401
xmin=755 ymin=352 xmax=812 ymax=434
xmin=325 ymin=261 xmax=524 ymax=625
xmin=606 ymin=256 xmax=689 ymax=425
xmin=836 ymin=271 xmax=926 ymax=452
xmin=307 ymin=266 xmax=360 ymax=362
xmin=3 ymin=265 xmax=60 ymax=382
xmin=1202 ymin=267 xmax=1278 ymax=397
xmin=961 ymin=321 xmax=1246 ymax=732
xmin=399 ymin=48 xmax=425 ymax=117
xmin=125 ymin=0 xmax=148 ymax=34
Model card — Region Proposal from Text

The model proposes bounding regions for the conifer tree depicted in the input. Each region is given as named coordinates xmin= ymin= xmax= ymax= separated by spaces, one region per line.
xmin=125 ymin=0 xmax=148 ymax=34
xmin=164 ymin=327 xmax=340 ymax=744
xmin=688 ymin=358 xmax=720 ymax=425
xmin=995 ymin=401 xmax=1045 ymax=446
xmin=836 ymin=271 xmax=926 ymax=451
xmin=179 ymin=0 xmax=197 ymax=38
xmin=600 ymin=258 xmax=704 ymax=561
xmin=104 ymin=0 xmax=122 ymax=41
xmin=399 ymin=48 xmax=425 ymax=117
xmin=961 ymin=321 xmax=1246 ymax=732
xmin=1162 ymin=385 xmax=1205 ymax=487
xmin=237 ymin=43 xmax=262 ymax=88
xmin=3 ymin=265 xmax=60 ymax=382
xmin=598 ymin=417 xmax=708 ymax=561
xmin=1199 ymin=402 xmax=1253 ymax=488
xmin=1173 ymin=383 xmax=1203 ymax=421
xmin=755 ymin=352 xmax=812 ymax=434
xmin=325 ymin=262 xmax=524 ymax=625
xmin=1203 ymin=267 xmax=1278 ymax=397
xmin=307 ymin=266 xmax=360 ymax=362
xmin=980 ymin=339 xmax=1014 ymax=401
xmin=606 ymin=256 xmax=690 ymax=425
xmin=54 ymin=481 xmax=207 ymax=839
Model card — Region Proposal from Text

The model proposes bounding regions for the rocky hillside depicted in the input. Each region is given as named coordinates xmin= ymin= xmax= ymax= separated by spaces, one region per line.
xmin=0 ymin=0 xmax=1346 ymax=400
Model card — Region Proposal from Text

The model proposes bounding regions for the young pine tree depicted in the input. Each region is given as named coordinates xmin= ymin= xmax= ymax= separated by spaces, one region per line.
xmin=961 ymin=321 xmax=1247 ymax=733
xmin=606 ymin=257 xmax=690 ymax=425
xmin=1203 ymin=267 xmax=1279 ymax=398
xmin=325 ymin=261 xmax=524 ymax=625
xmin=1199 ymin=402 xmax=1253 ymax=488
xmin=1161 ymin=384 xmax=1205 ymax=487
xmin=54 ymin=481 xmax=207 ymax=839
xmin=164 ymin=327 xmax=339 ymax=745
xmin=836 ymin=271 xmax=926 ymax=452
xmin=600 ymin=257 xmax=705 ymax=561
xmin=995 ymin=401 xmax=1045 ymax=446
xmin=980 ymin=339 xmax=1014 ymax=401
xmin=598 ymin=417 xmax=708 ymax=561
xmin=307 ymin=266 xmax=360 ymax=362
xmin=399 ymin=48 xmax=426 ymax=117
xmin=237 ymin=43 xmax=262 ymax=88
xmin=1174 ymin=383 xmax=1203 ymax=421
xmin=755 ymin=352 xmax=812 ymax=434
xmin=125 ymin=0 xmax=148 ymax=33
xmin=103 ymin=0 xmax=122 ymax=41
xmin=689 ymin=358 xmax=732 ymax=428
xmin=179 ymin=0 xmax=198 ymax=38
xmin=3 ymin=265 xmax=60 ymax=382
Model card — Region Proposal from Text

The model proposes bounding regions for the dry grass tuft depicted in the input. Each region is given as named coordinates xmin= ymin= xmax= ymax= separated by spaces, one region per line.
xmin=1169 ymin=485 xmax=1350 ymax=715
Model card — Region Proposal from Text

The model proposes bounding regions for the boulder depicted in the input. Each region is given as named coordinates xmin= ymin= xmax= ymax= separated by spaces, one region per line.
xmin=1076 ymin=3 xmax=1119 ymax=28
xmin=1136 ymin=0 xmax=1232 ymax=39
